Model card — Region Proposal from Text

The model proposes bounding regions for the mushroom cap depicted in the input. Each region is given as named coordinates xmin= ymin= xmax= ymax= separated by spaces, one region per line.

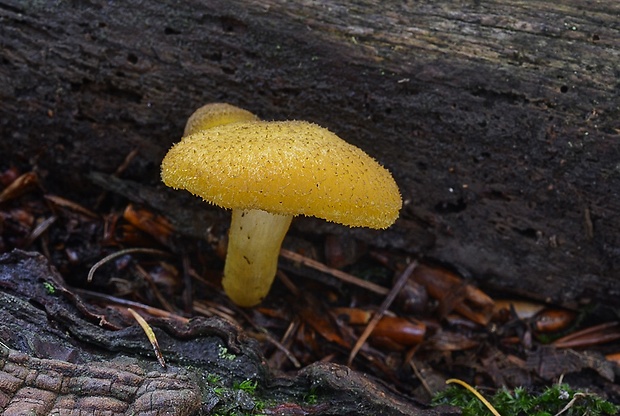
xmin=161 ymin=120 xmax=402 ymax=229
xmin=184 ymin=103 xmax=259 ymax=136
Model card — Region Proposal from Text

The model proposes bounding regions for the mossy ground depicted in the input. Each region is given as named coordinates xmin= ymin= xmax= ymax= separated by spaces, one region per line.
xmin=432 ymin=382 xmax=619 ymax=416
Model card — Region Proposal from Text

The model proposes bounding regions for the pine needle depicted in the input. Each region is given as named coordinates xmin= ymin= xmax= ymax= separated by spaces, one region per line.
xmin=445 ymin=378 xmax=502 ymax=416
xmin=127 ymin=307 xmax=167 ymax=369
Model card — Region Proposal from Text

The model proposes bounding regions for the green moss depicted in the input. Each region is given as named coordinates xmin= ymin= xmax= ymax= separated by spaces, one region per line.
xmin=303 ymin=387 xmax=319 ymax=405
xmin=42 ymin=281 xmax=56 ymax=295
xmin=432 ymin=382 xmax=619 ymax=416
xmin=234 ymin=379 xmax=258 ymax=394
xmin=204 ymin=374 xmax=267 ymax=416
xmin=203 ymin=372 xmax=323 ymax=415
xmin=217 ymin=344 xmax=236 ymax=361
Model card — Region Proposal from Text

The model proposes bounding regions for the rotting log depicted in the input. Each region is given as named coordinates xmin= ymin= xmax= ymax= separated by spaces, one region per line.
xmin=1 ymin=2 xmax=619 ymax=320
xmin=0 ymin=250 xmax=454 ymax=415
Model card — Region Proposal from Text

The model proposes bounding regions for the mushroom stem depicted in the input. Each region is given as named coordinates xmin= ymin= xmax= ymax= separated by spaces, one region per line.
xmin=222 ymin=208 xmax=293 ymax=307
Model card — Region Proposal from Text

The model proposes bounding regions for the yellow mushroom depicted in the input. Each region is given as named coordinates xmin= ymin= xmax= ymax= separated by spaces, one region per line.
xmin=161 ymin=105 xmax=402 ymax=307
xmin=183 ymin=102 xmax=258 ymax=136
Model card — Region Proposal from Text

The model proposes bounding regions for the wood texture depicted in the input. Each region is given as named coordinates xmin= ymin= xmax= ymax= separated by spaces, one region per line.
xmin=1 ymin=1 xmax=619 ymax=311
xmin=0 ymin=250 xmax=453 ymax=415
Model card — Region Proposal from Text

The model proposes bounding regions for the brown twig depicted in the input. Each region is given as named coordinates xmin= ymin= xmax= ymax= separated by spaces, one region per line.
xmin=193 ymin=300 xmax=238 ymax=323
xmin=279 ymin=248 xmax=389 ymax=295
xmin=87 ymin=247 xmax=170 ymax=282
xmin=347 ymin=260 xmax=418 ymax=365
xmin=409 ymin=357 xmax=434 ymax=399
xmin=74 ymin=288 xmax=190 ymax=323
xmin=44 ymin=194 xmax=99 ymax=219
xmin=23 ymin=215 xmax=57 ymax=248
xmin=94 ymin=147 xmax=140 ymax=209
xmin=276 ymin=269 xmax=300 ymax=297
xmin=272 ymin=318 xmax=303 ymax=368
xmin=234 ymin=304 xmax=302 ymax=369
xmin=133 ymin=263 xmax=177 ymax=313
xmin=552 ymin=321 xmax=620 ymax=348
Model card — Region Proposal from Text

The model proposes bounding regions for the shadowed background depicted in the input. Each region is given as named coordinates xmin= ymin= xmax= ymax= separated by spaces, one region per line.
xmin=1 ymin=0 xmax=619 ymax=313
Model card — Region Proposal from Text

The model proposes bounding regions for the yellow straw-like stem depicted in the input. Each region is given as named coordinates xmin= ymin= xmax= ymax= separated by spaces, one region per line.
xmin=222 ymin=208 xmax=293 ymax=307
xmin=445 ymin=378 xmax=502 ymax=416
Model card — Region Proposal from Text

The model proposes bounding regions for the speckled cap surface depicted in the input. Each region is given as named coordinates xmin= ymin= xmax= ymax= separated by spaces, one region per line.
xmin=162 ymin=120 xmax=401 ymax=229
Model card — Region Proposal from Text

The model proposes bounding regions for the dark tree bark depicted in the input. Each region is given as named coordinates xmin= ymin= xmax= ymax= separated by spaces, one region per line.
xmin=1 ymin=0 xmax=619 ymax=322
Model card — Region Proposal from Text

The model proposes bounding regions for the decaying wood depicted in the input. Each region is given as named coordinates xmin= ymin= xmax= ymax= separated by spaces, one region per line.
xmin=0 ymin=348 xmax=202 ymax=415
xmin=0 ymin=250 xmax=455 ymax=415
xmin=1 ymin=1 xmax=618 ymax=311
